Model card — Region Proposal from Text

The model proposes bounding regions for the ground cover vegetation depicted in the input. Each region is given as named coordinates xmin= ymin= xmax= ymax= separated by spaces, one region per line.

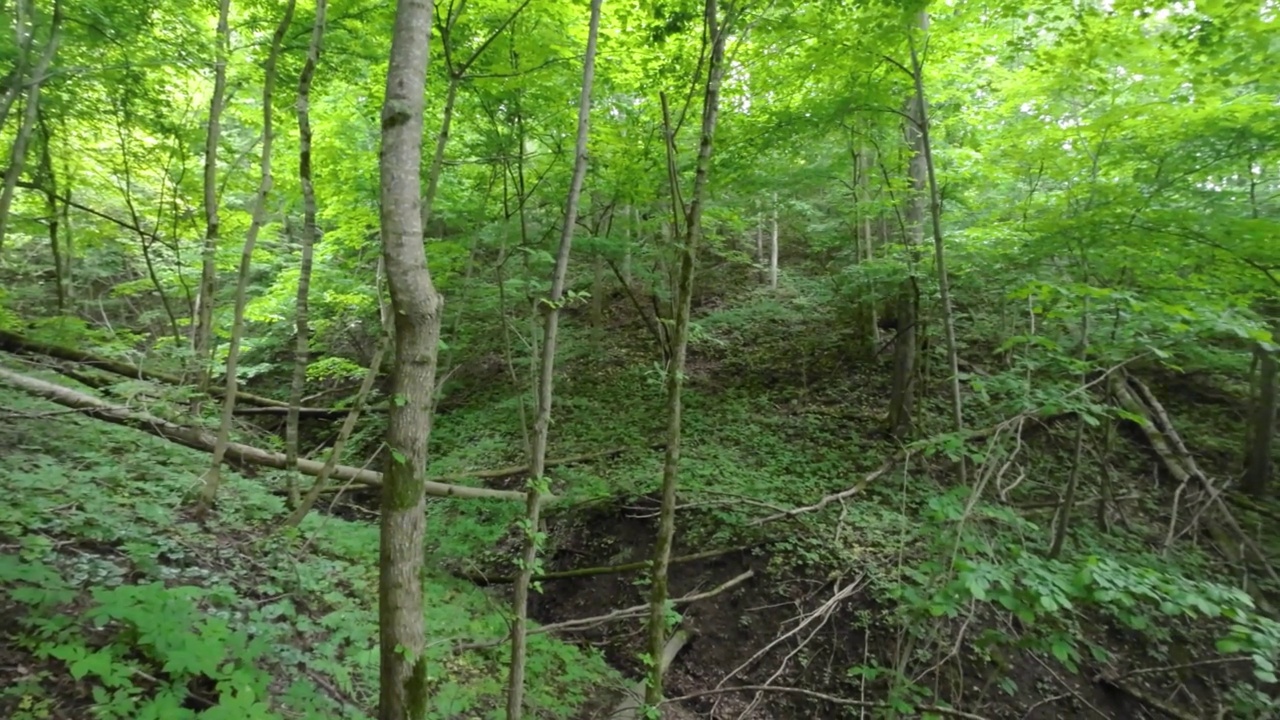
xmin=1 ymin=0 xmax=1279 ymax=718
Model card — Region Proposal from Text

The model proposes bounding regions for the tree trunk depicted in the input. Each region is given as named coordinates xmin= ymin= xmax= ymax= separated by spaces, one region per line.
xmin=0 ymin=0 xmax=35 ymax=133
xmin=283 ymin=340 xmax=386 ymax=528
xmin=195 ymin=0 xmax=298 ymax=518
xmin=1050 ymin=298 xmax=1089 ymax=558
xmin=754 ymin=207 xmax=764 ymax=283
xmin=910 ymin=9 xmax=965 ymax=477
xmin=886 ymin=278 xmax=918 ymax=438
xmin=286 ymin=0 xmax=328 ymax=508
xmin=887 ymin=93 xmax=925 ymax=438
xmin=645 ymin=0 xmax=731 ymax=706
xmin=35 ymin=115 xmax=64 ymax=313
xmin=0 ymin=0 xmax=60 ymax=254
xmin=768 ymin=192 xmax=779 ymax=290
xmin=505 ymin=3 xmax=601 ymax=716
xmin=192 ymin=0 xmax=232 ymax=406
xmin=1244 ymin=343 xmax=1277 ymax=497
xmin=377 ymin=0 xmax=444 ymax=717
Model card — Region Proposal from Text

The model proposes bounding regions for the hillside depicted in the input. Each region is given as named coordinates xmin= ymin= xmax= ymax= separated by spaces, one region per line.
xmin=2 ymin=0 xmax=1279 ymax=718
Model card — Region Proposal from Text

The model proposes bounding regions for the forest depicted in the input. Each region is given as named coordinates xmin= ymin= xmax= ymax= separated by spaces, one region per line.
xmin=0 ymin=0 xmax=1278 ymax=718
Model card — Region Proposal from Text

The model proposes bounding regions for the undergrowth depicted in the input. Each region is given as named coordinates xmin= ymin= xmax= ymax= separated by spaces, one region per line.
xmin=0 ymin=373 xmax=615 ymax=720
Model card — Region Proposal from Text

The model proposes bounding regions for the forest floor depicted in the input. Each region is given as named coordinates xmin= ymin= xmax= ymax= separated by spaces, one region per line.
xmin=1 ymin=285 xmax=1276 ymax=719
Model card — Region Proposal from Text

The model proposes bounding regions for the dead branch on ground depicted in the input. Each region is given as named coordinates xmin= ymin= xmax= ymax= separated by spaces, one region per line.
xmin=452 ymin=569 xmax=754 ymax=652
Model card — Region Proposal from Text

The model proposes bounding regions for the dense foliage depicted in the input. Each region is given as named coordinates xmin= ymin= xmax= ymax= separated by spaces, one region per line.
xmin=1 ymin=0 xmax=1278 ymax=718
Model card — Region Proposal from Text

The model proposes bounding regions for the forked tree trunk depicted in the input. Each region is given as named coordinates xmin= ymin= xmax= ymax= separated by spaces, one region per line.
xmin=192 ymin=0 xmax=232 ymax=406
xmin=910 ymin=9 xmax=965 ymax=477
xmin=0 ymin=0 xmax=60 ymax=254
xmin=645 ymin=0 xmax=731 ymax=706
xmin=505 ymin=3 xmax=601 ymax=716
xmin=285 ymin=0 xmax=328 ymax=508
xmin=196 ymin=0 xmax=298 ymax=517
xmin=378 ymin=0 xmax=444 ymax=717
xmin=1244 ymin=342 xmax=1277 ymax=497
xmin=423 ymin=0 xmax=531 ymax=235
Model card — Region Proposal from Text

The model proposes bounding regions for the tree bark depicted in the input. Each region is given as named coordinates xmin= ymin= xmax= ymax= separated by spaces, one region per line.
xmin=35 ymin=114 xmax=64 ymax=313
xmin=0 ymin=0 xmax=60 ymax=254
xmin=196 ymin=0 xmax=298 ymax=518
xmin=645 ymin=0 xmax=731 ymax=706
xmin=286 ymin=0 xmax=328 ymax=508
xmin=192 ymin=0 xmax=232 ymax=406
xmin=887 ymin=86 xmax=926 ymax=438
xmin=1244 ymin=342 xmax=1277 ymax=497
xmin=910 ymin=9 xmax=965 ymax=476
xmin=505 ymin=2 xmax=602 ymax=716
xmin=768 ymin=192 xmax=779 ymax=289
xmin=378 ymin=0 xmax=444 ymax=717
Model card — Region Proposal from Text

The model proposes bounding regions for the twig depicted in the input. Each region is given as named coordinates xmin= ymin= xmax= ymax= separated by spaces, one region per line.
xmin=711 ymin=576 xmax=866 ymax=716
xmin=1097 ymin=656 xmax=1251 ymax=683
xmin=662 ymin=685 xmax=991 ymax=720
xmin=1095 ymin=674 xmax=1201 ymax=720
xmin=452 ymin=569 xmax=754 ymax=652
xmin=751 ymin=462 xmax=894 ymax=526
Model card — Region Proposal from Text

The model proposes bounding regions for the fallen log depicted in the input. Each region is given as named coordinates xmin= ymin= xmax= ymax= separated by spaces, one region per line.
xmin=0 ymin=329 xmax=291 ymax=408
xmin=316 ymin=443 xmax=665 ymax=494
xmin=1111 ymin=372 xmax=1280 ymax=593
xmin=0 ymin=367 xmax=528 ymax=502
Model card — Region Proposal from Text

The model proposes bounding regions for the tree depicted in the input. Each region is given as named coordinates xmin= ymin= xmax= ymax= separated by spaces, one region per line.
xmin=191 ymin=0 xmax=232 ymax=407
xmin=377 ymin=0 xmax=444 ymax=717
xmin=285 ymin=0 xmax=328 ymax=508
xmin=506 ymin=2 xmax=603 ymax=715
xmin=196 ymin=0 xmax=298 ymax=517
xmin=644 ymin=0 xmax=732 ymax=706
xmin=0 ymin=0 xmax=61 ymax=254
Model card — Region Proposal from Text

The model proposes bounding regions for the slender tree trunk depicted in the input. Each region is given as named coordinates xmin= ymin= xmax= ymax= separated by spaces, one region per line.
xmin=886 ymin=278 xmax=918 ymax=437
xmin=35 ymin=115 xmax=64 ymax=313
xmin=622 ymin=206 xmax=634 ymax=286
xmin=592 ymin=251 xmax=605 ymax=328
xmin=192 ymin=0 xmax=232 ymax=404
xmin=283 ymin=341 xmax=385 ymax=528
xmin=286 ymin=0 xmax=328 ymax=509
xmin=910 ymin=9 xmax=965 ymax=477
xmin=196 ymin=0 xmax=297 ymax=517
xmin=1244 ymin=342 xmax=1277 ymax=497
xmin=0 ymin=0 xmax=35 ymax=133
xmin=887 ymin=98 xmax=925 ymax=438
xmin=0 ymin=0 xmax=60 ymax=254
xmin=768 ymin=192 xmax=779 ymax=289
xmin=645 ymin=0 xmax=731 ymax=706
xmin=378 ymin=0 xmax=444 ymax=717
xmin=856 ymin=142 xmax=878 ymax=349
xmin=1050 ymin=298 xmax=1089 ymax=558
xmin=755 ymin=205 xmax=764 ymax=283
xmin=506 ymin=3 xmax=601 ymax=716
xmin=423 ymin=0 xmax=530 ymax=236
